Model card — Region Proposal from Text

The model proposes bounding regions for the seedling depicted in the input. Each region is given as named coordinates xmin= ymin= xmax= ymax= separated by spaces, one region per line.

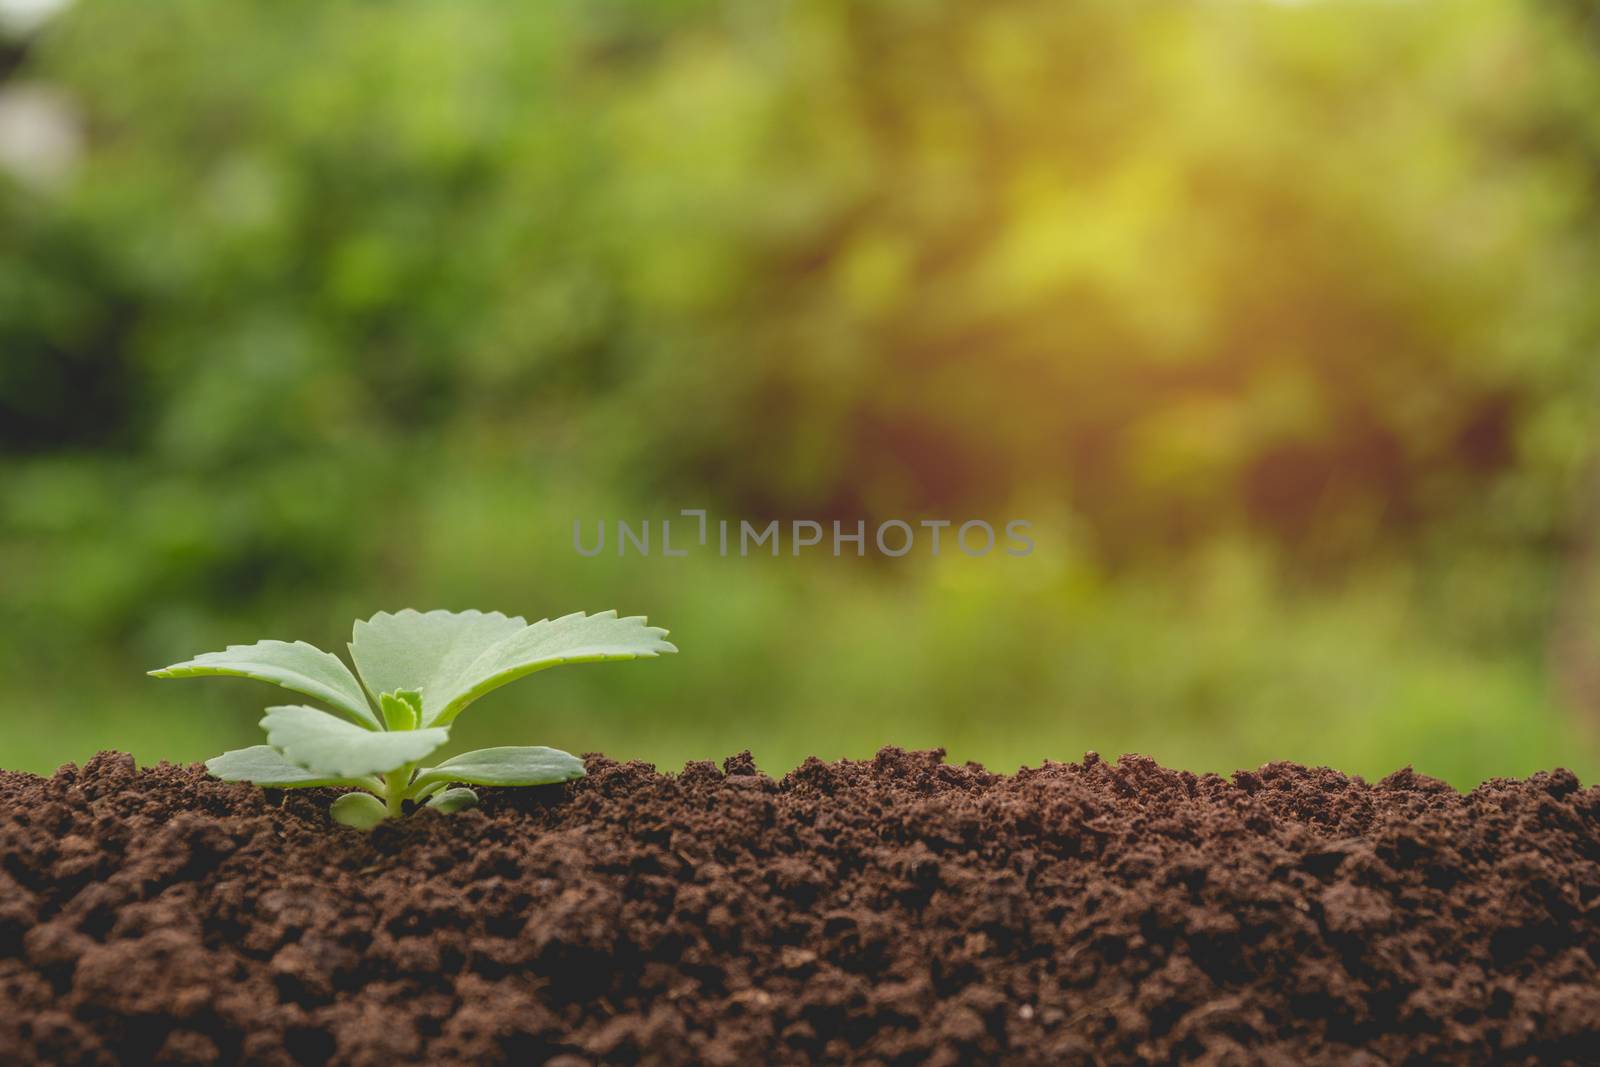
xmin=151 ymin=609 xmax=676 ymax=828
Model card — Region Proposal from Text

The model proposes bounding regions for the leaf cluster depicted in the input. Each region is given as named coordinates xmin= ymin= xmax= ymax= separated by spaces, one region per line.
xmin=152 ymin=609 xmax=676 ymax=827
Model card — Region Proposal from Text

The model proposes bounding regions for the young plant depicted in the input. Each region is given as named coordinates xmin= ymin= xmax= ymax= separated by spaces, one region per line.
xmin=151 ymin=609 xmax=676 ymax=828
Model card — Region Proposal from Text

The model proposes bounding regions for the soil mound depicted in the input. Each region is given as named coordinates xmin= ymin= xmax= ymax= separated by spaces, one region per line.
xmin=2 ymin=748 xmax=1598 ymax=1065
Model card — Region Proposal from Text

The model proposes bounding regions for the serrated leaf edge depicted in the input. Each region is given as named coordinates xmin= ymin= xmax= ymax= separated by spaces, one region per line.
xmin=430 ymin=610 xmax=677 ymax=726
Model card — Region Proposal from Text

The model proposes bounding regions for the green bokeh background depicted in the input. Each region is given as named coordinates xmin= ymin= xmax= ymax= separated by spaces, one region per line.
xmin=5 ymin=0 xmax=1600 ymax=785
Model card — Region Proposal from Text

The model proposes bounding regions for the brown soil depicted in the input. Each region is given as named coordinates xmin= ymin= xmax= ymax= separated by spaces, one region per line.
xmin=1 ymin=749 xmax=1598 ymax=1066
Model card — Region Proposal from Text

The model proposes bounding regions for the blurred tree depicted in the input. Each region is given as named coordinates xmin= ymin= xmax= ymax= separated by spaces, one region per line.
xmin=631 ymin=0 xmax=1600 ymax=567
xmin=0 ymin=0 xmax=1597 ymax=633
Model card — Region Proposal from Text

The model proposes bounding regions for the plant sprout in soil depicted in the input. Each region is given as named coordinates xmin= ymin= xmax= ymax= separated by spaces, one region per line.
xmin=150 ymin=609 xmax=676 ymax=829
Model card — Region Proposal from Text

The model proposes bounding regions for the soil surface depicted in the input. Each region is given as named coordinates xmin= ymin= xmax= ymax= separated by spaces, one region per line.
xmin=2 ymin=750 xmax=1599 ymax=1066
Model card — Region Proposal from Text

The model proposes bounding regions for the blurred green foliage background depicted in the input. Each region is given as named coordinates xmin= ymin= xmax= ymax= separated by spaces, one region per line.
xmin=5 ymin=0 xmax=1600 ymax=785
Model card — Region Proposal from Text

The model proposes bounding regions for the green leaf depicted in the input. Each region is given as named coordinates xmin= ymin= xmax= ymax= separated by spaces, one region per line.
xmin=380 ymin=689 xmax=421 ymax=731
xmin=261 ymin=705 xmax=449 ymax=778
xmin=205 ymin=746 xmax=380 ymax=790
xmin=412 ymin=746 xmax=586 ymax=791
xmin=330 ymin=792 xmax=388 ymax=830
xmin=150 ymin=640 xmax=378 ymax=729
xmin=349 ymin=609 xmax=526 ymax=716
xmin=431 ymin=610 xmax=675 ymax=726
xmin=410 ymin=779 xmax=448 ymax=802
xmin=425 ymin=786 xmax=479 ymax=813
xmin=350 ymin=609 xmax=675 ymax=727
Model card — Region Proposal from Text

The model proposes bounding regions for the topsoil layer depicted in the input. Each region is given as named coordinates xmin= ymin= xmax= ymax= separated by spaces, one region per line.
xmin=2 ymin=750 xmax=1599 ymax=1067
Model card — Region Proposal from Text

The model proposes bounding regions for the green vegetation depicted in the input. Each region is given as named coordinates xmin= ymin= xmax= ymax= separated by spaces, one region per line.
xmin=4 ymin=0 xmax=1600 ymax=786
xmin=151 ymin=609 xmax=675 ymax=827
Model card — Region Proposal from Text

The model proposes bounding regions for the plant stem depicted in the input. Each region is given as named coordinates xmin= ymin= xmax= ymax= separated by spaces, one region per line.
xmin=385 ymin=763 xmax=414 ymax=820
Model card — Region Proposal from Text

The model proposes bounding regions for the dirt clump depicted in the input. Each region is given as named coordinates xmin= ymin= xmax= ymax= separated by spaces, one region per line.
xmin=2 ymin=748 xmax=1599 ymax=1065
